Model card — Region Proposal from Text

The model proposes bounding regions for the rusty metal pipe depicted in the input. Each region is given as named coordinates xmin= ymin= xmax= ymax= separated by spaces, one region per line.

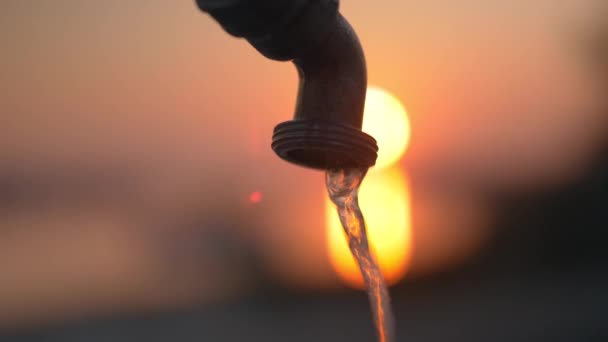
xmin=196 ymin=0 xmax=378 ymax=170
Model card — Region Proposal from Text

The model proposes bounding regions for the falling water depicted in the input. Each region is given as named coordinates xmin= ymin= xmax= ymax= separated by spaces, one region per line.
xmin=326 ymin=168 xmax=396 ymax=342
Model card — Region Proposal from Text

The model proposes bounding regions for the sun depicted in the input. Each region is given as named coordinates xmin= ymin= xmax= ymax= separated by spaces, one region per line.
xmin=362 ymin=86 xmax=411 ymax=171
xmin=326 ymin=86 xmax=413 ymax=289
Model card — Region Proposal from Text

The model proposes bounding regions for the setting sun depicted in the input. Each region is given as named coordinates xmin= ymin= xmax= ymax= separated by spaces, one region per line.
xmin=326 ymin=86 xmax=412 ymax=288
xmin=327 ymin=86 xmax=412 ymax=288
xmin=362 ymin=86 xmax=411 ymax=171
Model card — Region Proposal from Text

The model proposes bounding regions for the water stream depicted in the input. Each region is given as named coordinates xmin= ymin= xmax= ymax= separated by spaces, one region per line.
xmin=326 ymin=168 xmax=396 ymax=342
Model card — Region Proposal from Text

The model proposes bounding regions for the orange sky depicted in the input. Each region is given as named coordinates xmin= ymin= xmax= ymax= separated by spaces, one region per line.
xmin=1 ymin=0 xmax=606 ymax=286
xmin=2 ymin=0 xmax=604 ymax=168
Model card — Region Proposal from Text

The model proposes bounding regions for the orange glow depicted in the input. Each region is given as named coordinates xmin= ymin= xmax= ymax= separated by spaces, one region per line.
xmin=362 ymin=86 xmax=411 ymax=170
xmin=248 ymin=191 xmax=262 ymax=204
xmin=326 ymin=167 xmax=412 ymax=288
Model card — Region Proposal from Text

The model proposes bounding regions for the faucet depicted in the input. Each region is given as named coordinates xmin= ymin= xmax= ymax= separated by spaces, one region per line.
xmin=196 ymin=0 xmax=378 ymax=170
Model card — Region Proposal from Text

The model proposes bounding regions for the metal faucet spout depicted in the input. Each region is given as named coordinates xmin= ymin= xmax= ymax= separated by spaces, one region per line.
xmin=196 ymin=0 xmax=378 ymax=169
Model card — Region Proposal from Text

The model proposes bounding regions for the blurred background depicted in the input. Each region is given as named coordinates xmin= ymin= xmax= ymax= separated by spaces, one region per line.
xmin=1 ymin=0 xmax=607 ymax=341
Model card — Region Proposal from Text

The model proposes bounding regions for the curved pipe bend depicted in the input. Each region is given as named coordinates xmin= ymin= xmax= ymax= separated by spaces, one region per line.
xmin=197 ymin=0 xmax=377 ymax=169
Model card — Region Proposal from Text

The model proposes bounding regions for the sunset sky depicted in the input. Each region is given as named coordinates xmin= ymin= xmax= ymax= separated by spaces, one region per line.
xmin=2 ymin=0 xmax=604 ymax=176
xmin=1 ymin=0 xmax=606 ymax=298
